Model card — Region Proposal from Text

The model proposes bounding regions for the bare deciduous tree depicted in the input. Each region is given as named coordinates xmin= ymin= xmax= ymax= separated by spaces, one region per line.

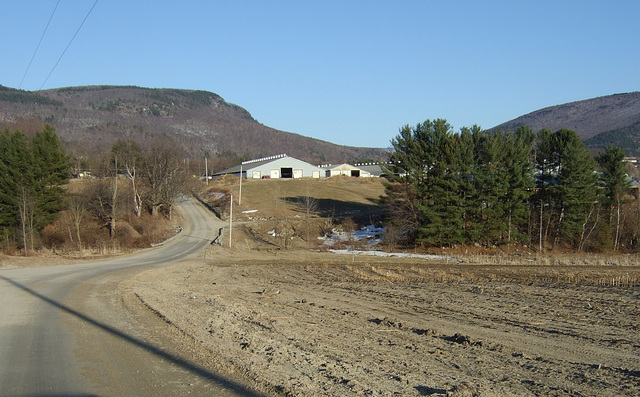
xmin=87 ymin=179 xmax=119 ymax=239
xmin=17 ymin=186 xmax=36 ymax=253
xmin=141 ymin=138 xmax=188 ymax=218
xmin=112 ymin=139 xmax=143 ymax=217
xmin=302 ymin=185 xmax=319 ymax=245
xmin=67 ymin=194 xmax=87 ymax=251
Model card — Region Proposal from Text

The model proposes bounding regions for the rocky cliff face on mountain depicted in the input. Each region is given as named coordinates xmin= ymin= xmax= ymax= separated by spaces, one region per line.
xmin=491 ymin=92 xmax=640 ymax=155
xmin=0 ymin=85 xmax=388 ymax=164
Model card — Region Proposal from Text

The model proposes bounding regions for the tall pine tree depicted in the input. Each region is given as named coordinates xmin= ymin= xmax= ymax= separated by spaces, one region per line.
xmin=596 ymin=145 xmax=630 ymax=250
xmin=0 ymin=125 xmax=70 ymax=250
xmin=385 ymin=119 xmax=471 ymax=247
xmin=31 ymin=124 xmax=71 ymax=229
xmin=499 ymin=126 xmax=535 ymax=244
xmin=533 ymin=128 xmax=598 ymax=249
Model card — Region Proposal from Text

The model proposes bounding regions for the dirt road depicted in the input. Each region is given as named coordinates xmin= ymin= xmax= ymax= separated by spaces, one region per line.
xmin=130 ymin=251 xmax=640 ymax=396
xmin=0 ymin=199 xmax=263 ymax=397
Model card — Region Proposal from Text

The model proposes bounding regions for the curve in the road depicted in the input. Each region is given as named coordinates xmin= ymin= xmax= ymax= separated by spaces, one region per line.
xmin=0 ymin=198 xmax=262 ymax=397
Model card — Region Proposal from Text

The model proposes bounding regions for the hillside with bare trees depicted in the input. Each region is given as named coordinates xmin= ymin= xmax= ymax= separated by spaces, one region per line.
xmin=0 ymin=85 xmax=388 ymax=166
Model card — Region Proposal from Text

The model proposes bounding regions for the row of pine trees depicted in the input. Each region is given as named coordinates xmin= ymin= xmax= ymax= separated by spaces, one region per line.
xmin=382 ymin=119 xmax=634 ymax=252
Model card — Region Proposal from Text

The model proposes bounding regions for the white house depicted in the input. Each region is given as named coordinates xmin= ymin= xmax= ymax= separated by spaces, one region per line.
xmin=214 ymin=154 xmax=325 ymax=179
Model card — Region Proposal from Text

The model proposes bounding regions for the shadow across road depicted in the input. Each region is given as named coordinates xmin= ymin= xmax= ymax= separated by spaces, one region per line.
xmin=0 ymin=274 xmax=265 ymax=397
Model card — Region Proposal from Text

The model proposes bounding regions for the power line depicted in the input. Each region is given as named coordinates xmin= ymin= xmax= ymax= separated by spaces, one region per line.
xmin=39 ymin=0 xmax=99 ymax=91
xmin=19 ymin=0 xmax=61 ymax=89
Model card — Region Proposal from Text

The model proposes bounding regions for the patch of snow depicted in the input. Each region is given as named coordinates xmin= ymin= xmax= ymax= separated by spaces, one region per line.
xmin=354 ymin=225 xmax=385 ymax=240
xmin=207 ymin=191 xmax=226 ymax=199
xmin=318 ymin=225 xmax=386 ymax=247
xmin=329 ymin=249 xmax=447 ymax=261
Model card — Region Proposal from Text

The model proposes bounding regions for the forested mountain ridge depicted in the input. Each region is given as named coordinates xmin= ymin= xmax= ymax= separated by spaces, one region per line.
xmin=491 ymin=92 xmax=640 ymax=155
xmin=0 ymin=85 xmax=387 ymax=164
xmin=3 ymin=85 xmax=640 ymax=163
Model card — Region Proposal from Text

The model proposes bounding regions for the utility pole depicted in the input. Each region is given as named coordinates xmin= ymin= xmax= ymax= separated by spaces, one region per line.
xmin=229 ymin=194 xmax=233 ymax=248
xmin=239 ymin=164 xmax=243 ymax=205
xmin=204 ymin=151 xmax=209 ymax=186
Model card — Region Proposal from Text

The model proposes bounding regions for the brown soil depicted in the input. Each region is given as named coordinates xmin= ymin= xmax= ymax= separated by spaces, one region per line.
xmin=129 ymin=248 xmax=640 ymax=396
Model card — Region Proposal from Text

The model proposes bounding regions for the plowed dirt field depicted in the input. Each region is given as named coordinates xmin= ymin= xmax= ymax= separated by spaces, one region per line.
xmin=127 ymin=250 xmax=640 ymax=396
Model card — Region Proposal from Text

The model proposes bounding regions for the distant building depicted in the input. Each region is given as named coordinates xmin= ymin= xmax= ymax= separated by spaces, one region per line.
xmin=213 ymin=154 xmax=324 ymax=179
xmin=320 ymin=163 xmax=385 ymax=178
xmin=323 ymin=163 xmax=369 ymax=177
xmin=354 ymin=163 xmax=386 ymax=177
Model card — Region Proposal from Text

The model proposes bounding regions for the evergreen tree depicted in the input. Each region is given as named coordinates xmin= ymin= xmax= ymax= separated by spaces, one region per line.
xmin=533 ymin=128 xmax=598 ymax=249
xmin=500 ymin=126 xmax=535 ymax=243
xmin=533 ymin=128 xmax=557 ymax=250
xmin=412 ymin=120 xmax=465 ymax=246
xmin=457 ymin=126 xmax=481 ymax=242
xmin=555 ymin=129 xmax=599 ymax=247
xmin=385 ymin=119 xmax=467 ymax=247
xmin=0 ymin=130 xmax=35 ymax=248
xmin=472 ymin=129 xmax=506 ymax=245
xmin=0 ymin=126 xmax=70 ymax=250
xmin=31 ymin=124 xmax=71 ymax=228
xmin=0 ymin=129 xmax=15 ymax=230
xmin=596 ymin=145 xmax=630 ymax=250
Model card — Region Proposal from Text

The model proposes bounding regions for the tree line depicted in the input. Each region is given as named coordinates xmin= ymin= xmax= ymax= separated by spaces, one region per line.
xmin=382 ymin=119 xmax=635 ymax=252
xmin=0 ymin=125 xmax=187 ymax=253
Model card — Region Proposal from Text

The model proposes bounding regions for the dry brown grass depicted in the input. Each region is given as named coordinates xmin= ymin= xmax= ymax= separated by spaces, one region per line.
xmin=212 ymin=176 xmax=385 ymax=219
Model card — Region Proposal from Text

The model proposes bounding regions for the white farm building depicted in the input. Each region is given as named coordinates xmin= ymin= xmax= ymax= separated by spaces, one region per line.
xmin=320 ymin=163 xmax=385 ymax=177
xmin=214 ymin=154 xmax=325 ymax=179
xmin=323 ymin=163 xmax=372 ymax=177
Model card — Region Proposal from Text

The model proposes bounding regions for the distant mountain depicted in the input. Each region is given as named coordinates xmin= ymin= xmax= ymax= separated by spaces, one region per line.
xmin=491 ymin=92 xmax=640 ymax=155
xmin=583 ymin=122 xmax=640 ymax=156
xmin=0 ymin=85 xmax=387 ymax=164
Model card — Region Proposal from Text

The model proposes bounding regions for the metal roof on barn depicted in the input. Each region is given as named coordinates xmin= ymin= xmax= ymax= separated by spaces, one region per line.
xmin=213 ymin=154 xmax=323 ymax=177
xmin=215 ymin=154 xmax=290 ymax=175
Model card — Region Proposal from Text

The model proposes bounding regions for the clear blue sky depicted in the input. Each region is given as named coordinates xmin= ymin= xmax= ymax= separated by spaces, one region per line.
xmin=2 ymin=1 xmax=639 ymax=148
